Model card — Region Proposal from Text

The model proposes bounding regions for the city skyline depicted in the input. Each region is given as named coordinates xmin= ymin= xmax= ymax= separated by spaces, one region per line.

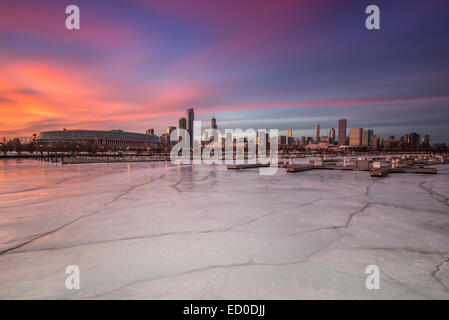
xmin=9 ymin=110 xmax=434 ymax=152
xmin=1 ymin=1 xmax=448 ymax=142
xmin=0 ymin=112 xmax=438 ymax=148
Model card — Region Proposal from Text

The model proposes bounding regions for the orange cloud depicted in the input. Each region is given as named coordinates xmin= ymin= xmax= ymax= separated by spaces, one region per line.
xmin=0 ymin=59 xmax=216 ymax=137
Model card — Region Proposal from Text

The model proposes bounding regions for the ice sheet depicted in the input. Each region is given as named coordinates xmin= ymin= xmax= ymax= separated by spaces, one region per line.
xmin=0 ymin=159 xmax=448 ymax=299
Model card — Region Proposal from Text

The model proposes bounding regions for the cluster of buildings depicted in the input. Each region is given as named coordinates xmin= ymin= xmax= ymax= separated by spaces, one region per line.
xmin=158 ymin=108 xmax=196 ymax=148
xmin=276 ymin=118 xmax=430 ymax=151
xmin=32 ymin=108 xmax=199 ymax=151
xmin=155 ymin=111 xmax=431 ymax=152
xmin=6 ymin=109 xmax=432 ymax=153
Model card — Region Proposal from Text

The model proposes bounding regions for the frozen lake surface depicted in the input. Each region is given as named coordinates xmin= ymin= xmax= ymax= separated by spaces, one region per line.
xmin=0 ymin=159 xmax=449 ymax=299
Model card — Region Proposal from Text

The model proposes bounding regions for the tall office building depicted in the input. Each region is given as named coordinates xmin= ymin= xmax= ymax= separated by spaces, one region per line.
xmin=338 ymin=119 xmax=347 ymax=146
xmin=402 ymin=133 xmax=409 ymax=145
xmin=370 ymin=135 xmax=379 ymax=149
xmin=349 ymin=128 xmax=363 ymax=146
xmin=164 ymin=126 xmax=176 ymax=145
xmin=423 ymin=135 xmax=430 ymax=145
xmin=210 ymin=115 xmax=218 ymax=141
xmin=286 ymin=129 xmax=294 ymax=145
xmin=409 ymin=132 xmax=420 ymax=150
xmin=329 ymin=128 xmax=335 ymax=145
xmin=362 ymin=129 xmax=373 ymax=147
xmin=211 ymin=115 xmax=217 ymax=130
xmin=315 ymin=124 xmax=320 ymax=143
xmin=186 ymin=108 xmax=194 ymax=148
xmin=178 ymin=117 xmax=186 ymax=130
xmin=178 ymin=117 xmax=186 ymax=142
xmin=278 ymin=136 xmax=287 ymax=145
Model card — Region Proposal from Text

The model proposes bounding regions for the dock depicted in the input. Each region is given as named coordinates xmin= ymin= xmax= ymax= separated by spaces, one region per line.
xmin=284 ymin=161 xmax=439 ymax=178
xmin=284 ymin=164 xmax=437 ymax=177
xmin=227 ymin=163 xmax=271 ymax=170
xmin=370 ymin=167 xmax=437 ymax=177
xmin=61 ymin=158 xmax=168 ymax=164
xmin=285 ymin=164 xmax=356 ymax=172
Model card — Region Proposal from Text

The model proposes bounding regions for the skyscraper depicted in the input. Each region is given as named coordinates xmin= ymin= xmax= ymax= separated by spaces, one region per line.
xmin=338 ymin=119 xmax=347 ymax=146
xmin=210 ymin=115 xmax=217 ymax=141
xmin=315 ymin=124 xmax=320 ymax=143
xmin=186 ymin=108 xmax=194 ymax=148
xmin=402 ymin=133 xmax=409 ymax=145
xmin=370 ymin=135 xmax=379 ymax=149
xmin=362 ymin=129 xmax=373 ymax=147
xmin=164 ymin=126 xmax=176 ymax=145
xmin=286 ymin=129 xmax=293 ymax=145
xmin=409 ymin=132 xmax=420 ymax=150
xmin=178 ymin=117 xmax=186 ymax=142
xmin=211 ymin=115 xmax=217 ymax=130
xmin=349 ymin=128 xmax=363 ymax=146
xmin=423 ymin=135 xmax=430 ymax=145
xmin=178 ymin=117 xmax=186 ymax=130
xmin=278 ymin=136 xmax=287 ymax=145
xmin=329 ymin=128 xmax=335 ymax=145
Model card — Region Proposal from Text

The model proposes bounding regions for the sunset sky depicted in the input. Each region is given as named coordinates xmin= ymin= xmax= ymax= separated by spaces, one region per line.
xmin=1 ymin=0 xmax=448 ymax=142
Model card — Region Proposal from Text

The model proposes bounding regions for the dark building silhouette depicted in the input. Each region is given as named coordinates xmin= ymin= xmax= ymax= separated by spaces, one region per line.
xmin=278 ymin=136 xmax=287 ymax=145
xmin=362 ymin=129 xmax=373 ymax=147
xmin=178 ymin=117 xmax=186 ymax=142
xmin=423 ymin=135 xmax=430 ymax=146
xmin=329 ymin=128 xmax=335 ymax=145
xmin=409 ymin=132 xmax=421 ymax=150
xmin=210 ymin=115 xmax=218 ymax=141
xmin=338 ymin=119 xmax=347 ymax=146
xmin=211 ymin=115 xmax=217 ymax=130
xmin=186 ymin=108 xmax=194 ymax=148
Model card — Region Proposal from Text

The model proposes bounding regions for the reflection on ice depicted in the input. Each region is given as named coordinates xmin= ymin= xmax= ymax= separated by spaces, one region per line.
xmin=0 ymin=159 xmax=448 ymax=299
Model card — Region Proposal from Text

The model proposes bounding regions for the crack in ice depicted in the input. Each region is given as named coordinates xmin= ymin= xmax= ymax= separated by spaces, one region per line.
xmin=0 ymin=174 xmax=166 ymax=255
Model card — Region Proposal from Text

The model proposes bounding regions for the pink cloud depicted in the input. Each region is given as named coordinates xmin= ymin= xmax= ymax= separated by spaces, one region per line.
xmin=0 ymin=1 xmax=152 ymax=50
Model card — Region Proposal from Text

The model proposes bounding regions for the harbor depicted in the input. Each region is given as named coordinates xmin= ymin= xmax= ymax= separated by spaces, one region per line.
xmin=227 ymin=154 xmax=446 ymax=178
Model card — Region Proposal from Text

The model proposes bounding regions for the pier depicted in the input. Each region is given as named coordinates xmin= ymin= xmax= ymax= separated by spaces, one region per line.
xmin=370 ymin=167 xmax=437 ymax=177
xmin=285 ymin=164 xmax=356 ymax=172
xmin=226 ymin=163 xmax=271 ymax=170
xmin=285 ymin=163 xmax=437 ymax=177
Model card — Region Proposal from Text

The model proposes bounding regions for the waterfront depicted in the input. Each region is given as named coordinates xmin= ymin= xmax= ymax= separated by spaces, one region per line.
xmin=0 ymin=159 xmax=448 ymax=299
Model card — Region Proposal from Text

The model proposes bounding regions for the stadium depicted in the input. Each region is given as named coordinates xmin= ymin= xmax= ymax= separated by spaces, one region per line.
xmin=37 ymin=129 xmax=160 ymax=149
